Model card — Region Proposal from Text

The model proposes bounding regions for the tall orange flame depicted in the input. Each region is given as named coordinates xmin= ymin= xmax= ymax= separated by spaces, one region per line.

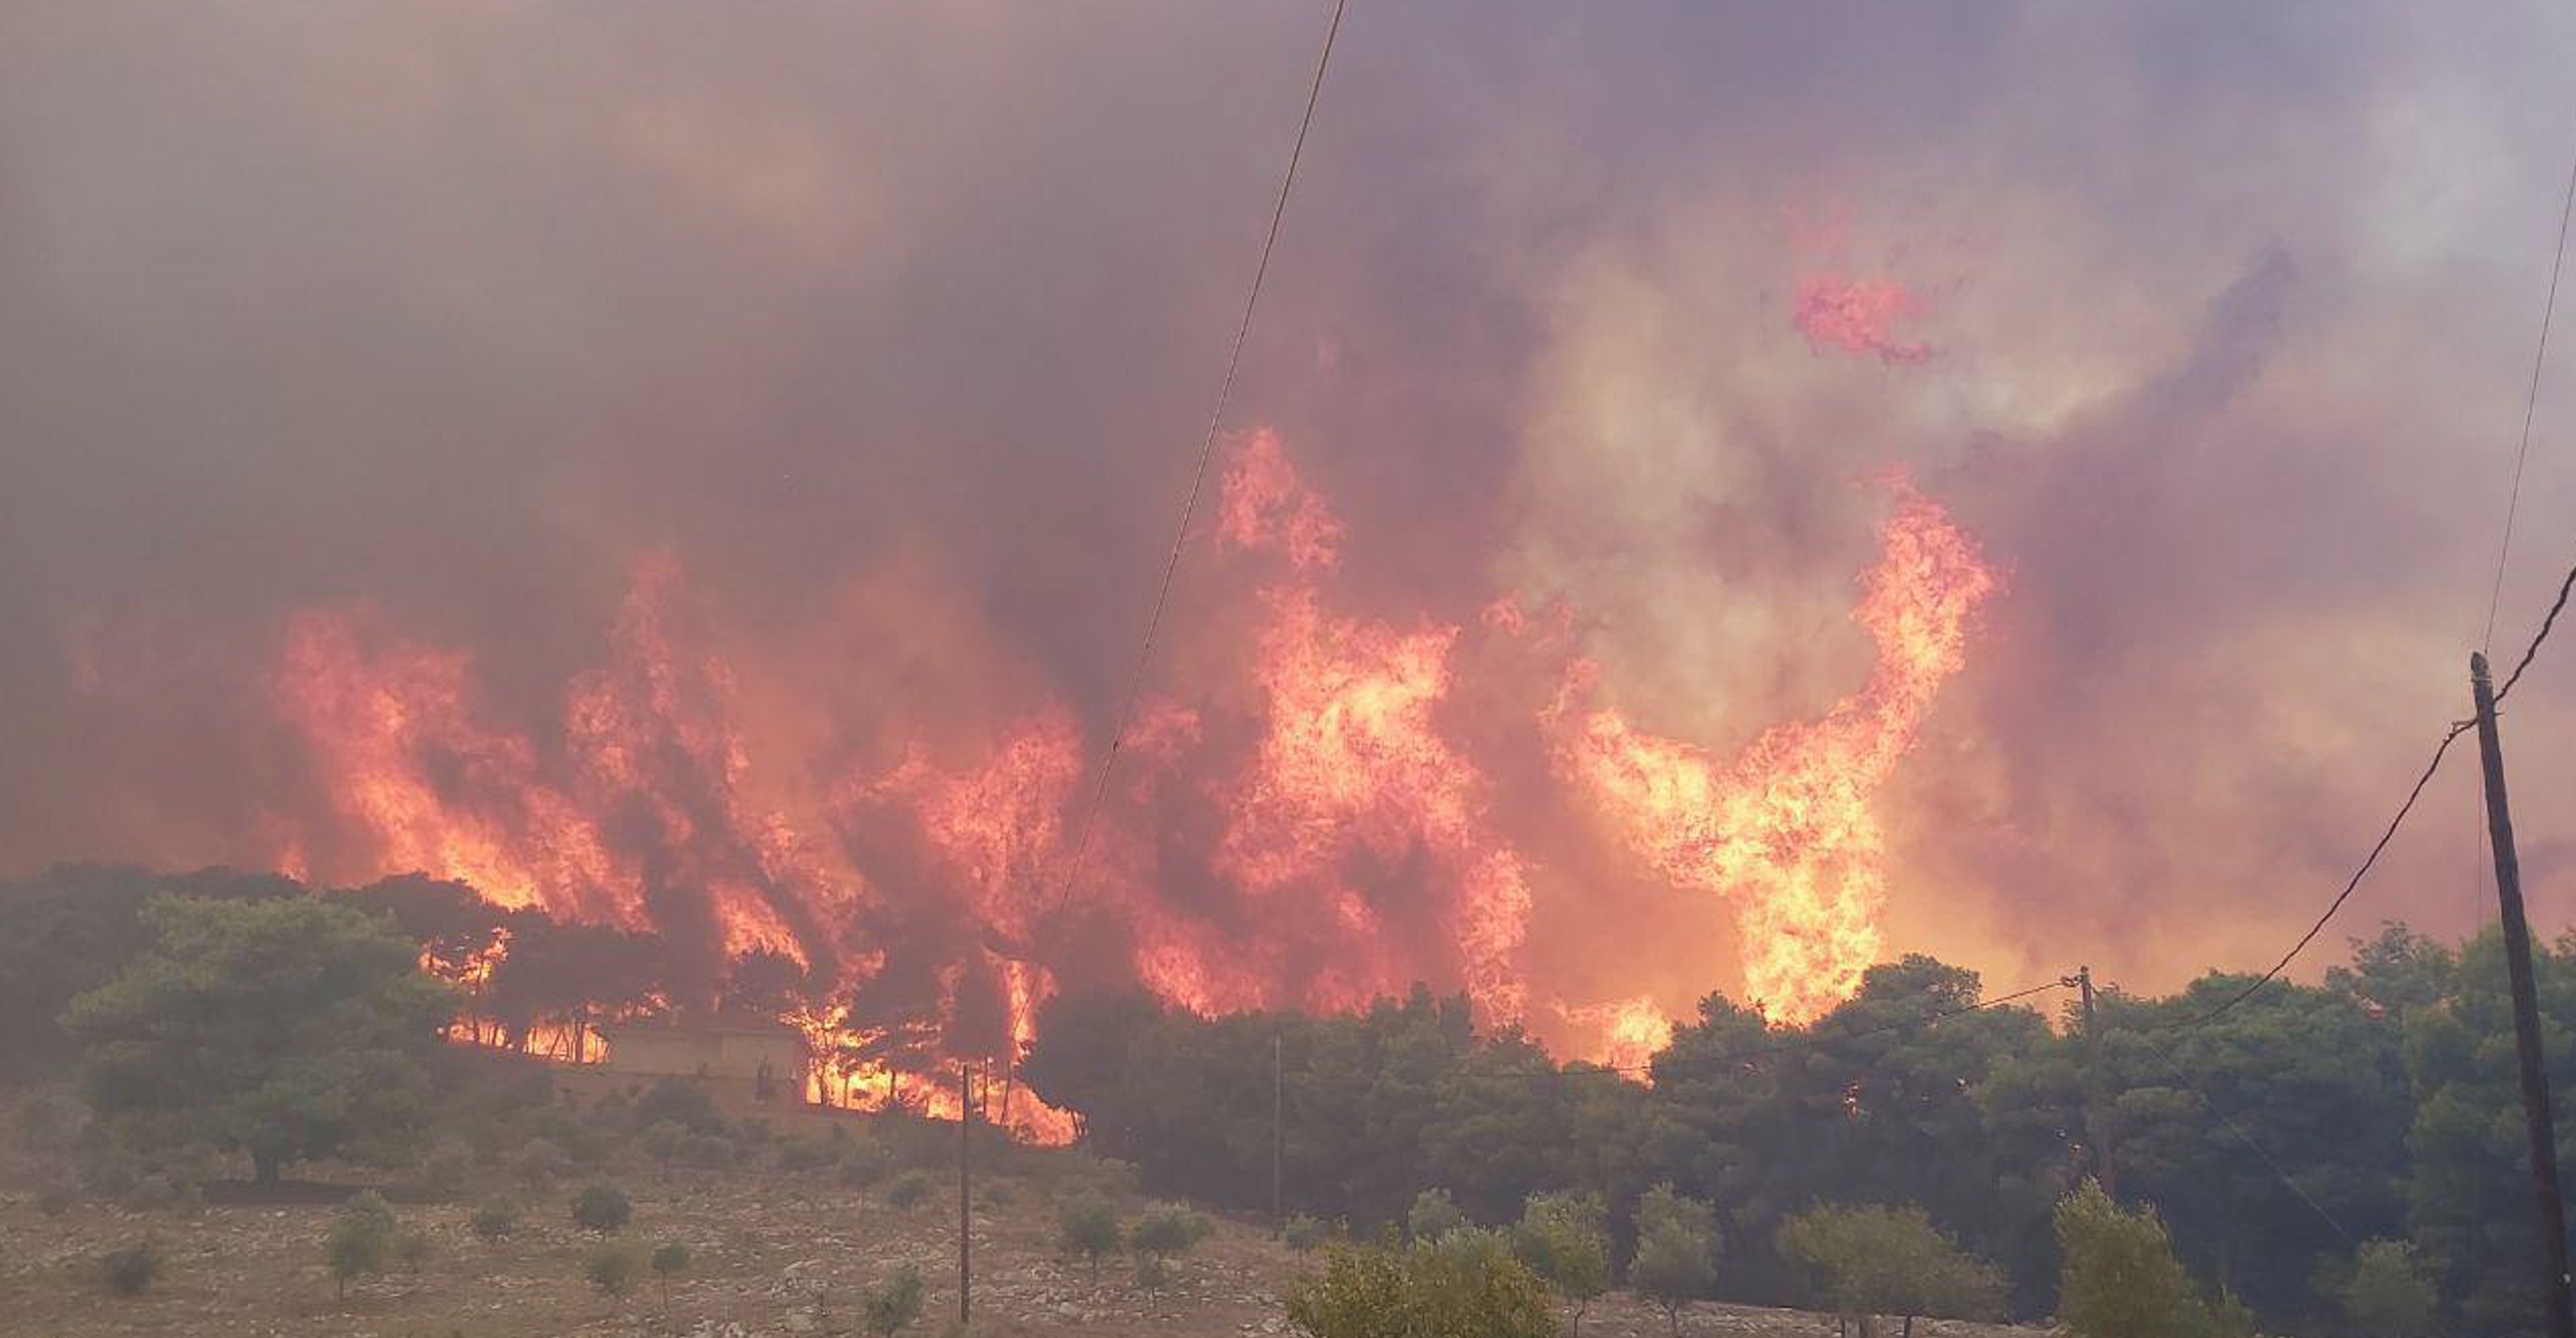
xmin=260 ymin=431 xmax=1993 ymax=1118
xmin=1559 ymin=482 xmax=1998 ymax=1023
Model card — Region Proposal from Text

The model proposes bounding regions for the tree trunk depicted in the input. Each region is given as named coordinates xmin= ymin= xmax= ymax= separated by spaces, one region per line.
xmin=1902 ymin=1315 xmax=1914 ymax=1338
xmin=252 ymin=1148 xmax=281 ymax=1189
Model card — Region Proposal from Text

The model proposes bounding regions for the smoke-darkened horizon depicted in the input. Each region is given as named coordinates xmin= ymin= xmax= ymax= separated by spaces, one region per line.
xmin=10 ymin=4 xmax=2576 ymax=1098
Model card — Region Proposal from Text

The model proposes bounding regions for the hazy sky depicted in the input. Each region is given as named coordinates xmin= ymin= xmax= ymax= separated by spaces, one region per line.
xmin=9 ymin=3 xmax=2576 ymax=1004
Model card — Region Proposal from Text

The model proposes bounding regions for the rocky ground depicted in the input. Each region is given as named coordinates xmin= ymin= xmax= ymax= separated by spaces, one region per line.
xmin=0 ymin=1115 xmax=2048 ymax=1338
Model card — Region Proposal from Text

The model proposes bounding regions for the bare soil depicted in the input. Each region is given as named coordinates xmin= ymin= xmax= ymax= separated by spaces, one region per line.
xmin=0 ymin=1130 xmax=2049 ymax=1338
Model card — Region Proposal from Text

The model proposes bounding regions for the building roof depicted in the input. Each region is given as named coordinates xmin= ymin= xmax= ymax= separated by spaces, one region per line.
xmin=596 ymin=1010 xmax=806 ymax=1042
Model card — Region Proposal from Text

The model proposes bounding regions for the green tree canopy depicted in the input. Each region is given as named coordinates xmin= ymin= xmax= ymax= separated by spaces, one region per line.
xmin=1 ymin=864 xmax=299 ymax=1080
xmin=68 ymin=894 xmax=452 ymax=1185
xmin=2318 ymin=1239 xmax=2438 ymax=1338
xmin=1286 ymin=1238 xmax=1556 ymax=1338
xmin=1633 ymin=1183 xmax=1719 ymax=1338
xmin=2054 ymin=1180 xmax=2249 ymax=1338
xmin=326 ymin=1190 xmax=399 ymax=1300
xmin=1776 ymin=1203 xmax=2005 ymax=1335
xmin=1058 ymin=1191 xmax=1122 ymax=1281
xmin=2403 ymin=926 xmax=2576 ymax=1335
xmin=1513 ymin=1189 xmax=1611 ymax=1335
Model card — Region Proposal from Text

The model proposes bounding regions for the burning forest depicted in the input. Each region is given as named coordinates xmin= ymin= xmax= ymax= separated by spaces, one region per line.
xmin=27 ymin=8 xmax=2576 ymax=1338
xmin=252 ymin=430 xmax=1996 ymax=1138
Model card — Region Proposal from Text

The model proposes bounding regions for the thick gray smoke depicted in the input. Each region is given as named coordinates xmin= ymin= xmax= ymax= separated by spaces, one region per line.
xmin=7 ymin=3 xmax=2576 ymax=1004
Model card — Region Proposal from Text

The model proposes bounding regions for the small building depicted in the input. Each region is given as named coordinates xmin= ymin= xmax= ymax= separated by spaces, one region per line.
xmin=594 ymin=1012 xmax=809 ymax=1113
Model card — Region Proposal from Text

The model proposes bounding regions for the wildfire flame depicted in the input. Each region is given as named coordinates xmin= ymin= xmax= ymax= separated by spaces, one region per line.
xmin=1566 ymin=995 xmax=1676 ymax=1074
xmin=259 ymin=432 xmax=1993 ymax=1118
xmin=1793 ymin=275 xmax=1935 ymax=365
xmin=1557 ymin=480 xmax=1999 ymax=1024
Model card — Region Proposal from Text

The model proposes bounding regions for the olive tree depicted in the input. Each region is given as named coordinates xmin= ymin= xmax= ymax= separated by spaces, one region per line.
xmin=1630 ymin=1183 xmax=1718 ymax=1338
xmin=1514 ymin=1190 xmax=1611 ymax=1337
xmin=1776 ymin=1203 xmax=2005 ymax=1338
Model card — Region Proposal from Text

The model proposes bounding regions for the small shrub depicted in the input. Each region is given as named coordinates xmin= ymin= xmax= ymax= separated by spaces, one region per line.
xmin=587 ymin=1241 xmax=639 ymax=1296
xmin=17 ymin=1092 xmax=71 ymax=1149
xmin=76 ymin=1142 xmax=142 ymax=1200
xmin=1135 ymin=1252 xmax=1175 ymax=1295
xmin=2322 ymin=1239 xmax=2439 ymax=1338
xmin=99 ymin=1239 xmax=162 ymax=1296
xmin=394 ymin=1228 xmax=434 ymax=1271
xmin=420 ymin=1138 xmax=475 ymax=1200
xmin=1059 ymin=1190 xmax=1122 ymax=1281
xmin=1285 ymin=1239 xmax=1555 ymax=1338
xmin=1054 ymin=1149 xmax=1140 ymax=1201
xmin=1406 ymin=1187 xmax=1466 ymax=1243
xmin=326 ymin=1191 xmax=399 ymax=1300
xmin=778 ymin=1137 xmax=837 ymax=1172
xmin=862 ymin=1263 xmax=926 ymax=1335
xmin=682 ymin=1133 xmax=737 ymax=1169
xmin=513 ymin=1136 xmax=571 ymax=1189
xmin=1283 ymin=1214 xmax=1330 ymax=1252
xmin=838 ymin=1136 xmax=893 ymax=1189
xmin=981 ymin=1180 xmax=1016 ymax=1208
xmin=651 ymin=1239 xmax=691 ymax=1308
xmin=1132 ymin=1203 xmax=1211 ymax=1259
xmin=572 ymin=1182 xmax=632 ymax=1236
xmin=120 ymin=1172 xmax=185 ymax=1213
xmin=471 ymin=1195 xmax=522 ymax=1241
xmin=640 ymin=1119 xmax=689 ymax=1173
xmin=884 ymin=1169 xmax=938 ymax=1211
xmin=37 ymin=1182 xmax=77 ymax=1218
xmin=633 ymin=1077 xmax=728 ymax=1135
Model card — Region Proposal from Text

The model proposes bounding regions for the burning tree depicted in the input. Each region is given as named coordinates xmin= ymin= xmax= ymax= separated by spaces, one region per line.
xmin=67 ymin=895 xmax=453 ymax=1187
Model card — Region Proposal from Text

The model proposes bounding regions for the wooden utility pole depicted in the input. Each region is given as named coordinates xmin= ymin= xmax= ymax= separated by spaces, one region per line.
xmin=2078 ymin=965 xmax=2117 ymax=1198
xmin=958 ymin=1062 xmax=973 ymax=1327
xmin=2472 ymin=650 xmax=2576 ymax=1338
xmin=1272 ymin=1033 xmax=1285 ymax=1232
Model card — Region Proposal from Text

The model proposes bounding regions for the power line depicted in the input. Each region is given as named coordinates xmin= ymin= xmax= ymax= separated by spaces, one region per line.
xmin=2497 ymin=554 xmax=2576 ymax=704
xmin=2483 ymin=137 xmax=2576 ymax=652
xmin=1049 ymin=0 xmax=1351 ymax=912
xmin=2181 ymin=528 xmax=2576 ymax=1031
xmin=2175 ymin=719 xmax=2474 ymax=1028
xmin=2130 ymin=1026 xmax=2356 ymax=1245
xmin=2186 ymin=180 xmax=2576 ymax=1028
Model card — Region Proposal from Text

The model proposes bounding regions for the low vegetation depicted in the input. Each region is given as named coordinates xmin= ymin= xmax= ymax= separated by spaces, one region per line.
xmin=1058 ymin=1190 xmax=1122 ymax=1281
xmin=97 ymin=1239 xmax=160 ymax=1297
xmin=883 ymin=1169 xmax=937 ymax=1211
xmin=2053 ymin=1181 xmax=2251 ymax=1338
xmin=1285 ymin=1236 xmax=1557 ymax=1338
xmin=585 ymin=1241 xmax=639 ymax=1297
xmin=6 ymin=865 xmax=2573 ymax=1335
xmin=571 ymin=1181 xmax=632 ymax=1235
xmin=1777 ymin=1203 xmax=2006 ymax=1337
xmin=1514 ymin=1190 xmax=1611 ymax=1335
xmin=471 ymin=1194 xmax=522 ymax=1241
xmin=862 ymin=1263 xmax=925 ymax=1335
xmin=1631 ymin=1184 xmax=1721 ymax=1338
xmin=325 ymin=1191 xmax=399 ymax=1301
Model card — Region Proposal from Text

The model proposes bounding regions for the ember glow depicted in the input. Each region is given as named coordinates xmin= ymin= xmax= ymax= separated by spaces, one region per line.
xmin=1792 ymin=276 xmax=1935 ymax=365
xmin=249 ymin=430 xmax=1992 ymax=1107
